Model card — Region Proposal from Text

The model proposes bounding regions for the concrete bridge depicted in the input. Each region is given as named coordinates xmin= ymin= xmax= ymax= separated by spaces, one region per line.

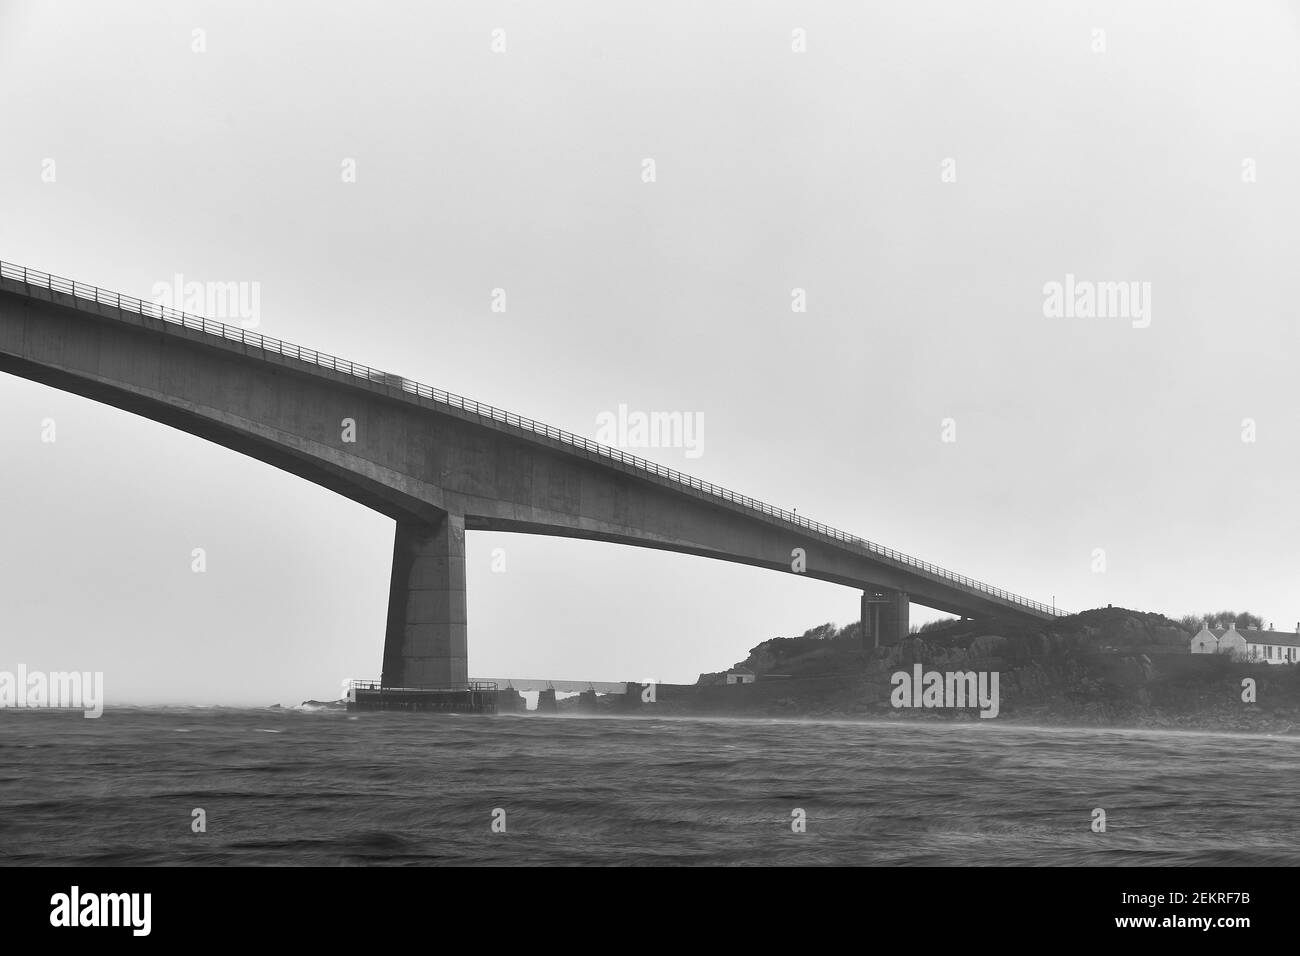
xmin=0 ymin=260 xmax=1064 ymax=687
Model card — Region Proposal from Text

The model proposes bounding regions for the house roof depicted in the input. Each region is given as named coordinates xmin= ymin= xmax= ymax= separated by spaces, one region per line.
xmin=1211 ymin=628 xmax=1300 ymax=648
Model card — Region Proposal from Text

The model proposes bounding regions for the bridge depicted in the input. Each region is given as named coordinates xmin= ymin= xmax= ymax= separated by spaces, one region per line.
xmin=0 ymin=260 xmax=1065 ymax=688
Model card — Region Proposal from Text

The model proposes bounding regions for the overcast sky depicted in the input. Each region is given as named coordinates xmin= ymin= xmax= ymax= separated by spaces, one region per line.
xmin=2 ymin=0 xmax=1298 ymax=706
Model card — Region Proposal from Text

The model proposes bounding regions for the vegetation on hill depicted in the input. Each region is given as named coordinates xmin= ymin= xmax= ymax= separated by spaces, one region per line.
xmin=1177 ymin=611 xmax=1266 ymax=631
xmin=688 ymin=607 xmax=1300 ymax=733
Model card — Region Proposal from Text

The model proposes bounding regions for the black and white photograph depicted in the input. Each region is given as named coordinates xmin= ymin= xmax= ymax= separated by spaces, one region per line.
xmin=0 ymin=0 xmax=1294 ymax=938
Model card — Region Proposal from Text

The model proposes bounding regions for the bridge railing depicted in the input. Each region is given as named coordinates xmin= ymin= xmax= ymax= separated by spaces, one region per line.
xmin=348 ymin=680 xmax=498 ymax=693
xmin=0 ymin=259 xmax=1066 ymax=618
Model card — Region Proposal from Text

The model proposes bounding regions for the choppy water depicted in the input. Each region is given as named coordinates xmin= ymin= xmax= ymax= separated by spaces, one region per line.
xmin=1 ymin=709 xmax=1297 ymax=866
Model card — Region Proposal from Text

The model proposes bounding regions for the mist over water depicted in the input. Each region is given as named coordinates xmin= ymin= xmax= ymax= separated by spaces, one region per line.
xmin=2 ymin=709 xmax=1296 ymax=866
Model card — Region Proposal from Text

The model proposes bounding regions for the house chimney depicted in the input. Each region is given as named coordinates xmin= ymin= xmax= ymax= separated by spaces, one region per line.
xmin=1228 ymin=622 xmax=1237 ymax=632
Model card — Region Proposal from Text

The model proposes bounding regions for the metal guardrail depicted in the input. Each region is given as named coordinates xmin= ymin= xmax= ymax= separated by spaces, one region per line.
xmin=348 ymin=680 xmax=498 ymax=694
xmin=0 ymin=259 xmax=1066 ymax=618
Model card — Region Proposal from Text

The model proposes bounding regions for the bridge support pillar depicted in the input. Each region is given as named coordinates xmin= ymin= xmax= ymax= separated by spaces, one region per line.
xmin=861 ymin=588 xmax=909 ymax=648
xmin=381 ymin=513 xmax=468 ymax=688
xmin=861 ymin=592 xmax=876 ymax=648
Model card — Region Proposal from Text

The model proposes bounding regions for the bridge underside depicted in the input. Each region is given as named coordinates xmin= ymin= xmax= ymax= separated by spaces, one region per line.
xmin=0 ymin=275 xmax=1057 ymax=689
xmin=380 ymin=511 xmax=921 ymax=688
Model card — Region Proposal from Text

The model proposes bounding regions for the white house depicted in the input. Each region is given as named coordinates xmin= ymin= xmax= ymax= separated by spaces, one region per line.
xmin=1243 ymin=624 xmax=1300 ymax=664
xmin=1217 ymin=623 xmax=1247 ymax=658
xmin=1190 ymin=621 xmax=1300 ymax=663
xmin=725 ymin=668 xmax=756 ymax=685
xmin=1189 ymin=624 xmax=1219 ymax=654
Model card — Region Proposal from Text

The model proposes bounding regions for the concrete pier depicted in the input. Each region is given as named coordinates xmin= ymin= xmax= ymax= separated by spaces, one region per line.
xmin=861 ymin=588 xmax=909 ymax=647
xmin=495 ymin=686 xmax=526 ymax=713
xmin=381 ymin=514 xmax=467 ymax=688
xmin=347 ymin=680 xmax=496 ymax=713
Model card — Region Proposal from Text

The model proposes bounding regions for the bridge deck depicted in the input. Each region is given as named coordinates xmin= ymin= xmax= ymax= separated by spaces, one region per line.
xmin=0 ymin=259 xmax=1065 ymax=621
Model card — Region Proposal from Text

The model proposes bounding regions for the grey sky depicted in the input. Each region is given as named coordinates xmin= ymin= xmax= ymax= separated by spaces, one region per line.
xmin=1 ymin=0 xmax=1297 ymax=705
